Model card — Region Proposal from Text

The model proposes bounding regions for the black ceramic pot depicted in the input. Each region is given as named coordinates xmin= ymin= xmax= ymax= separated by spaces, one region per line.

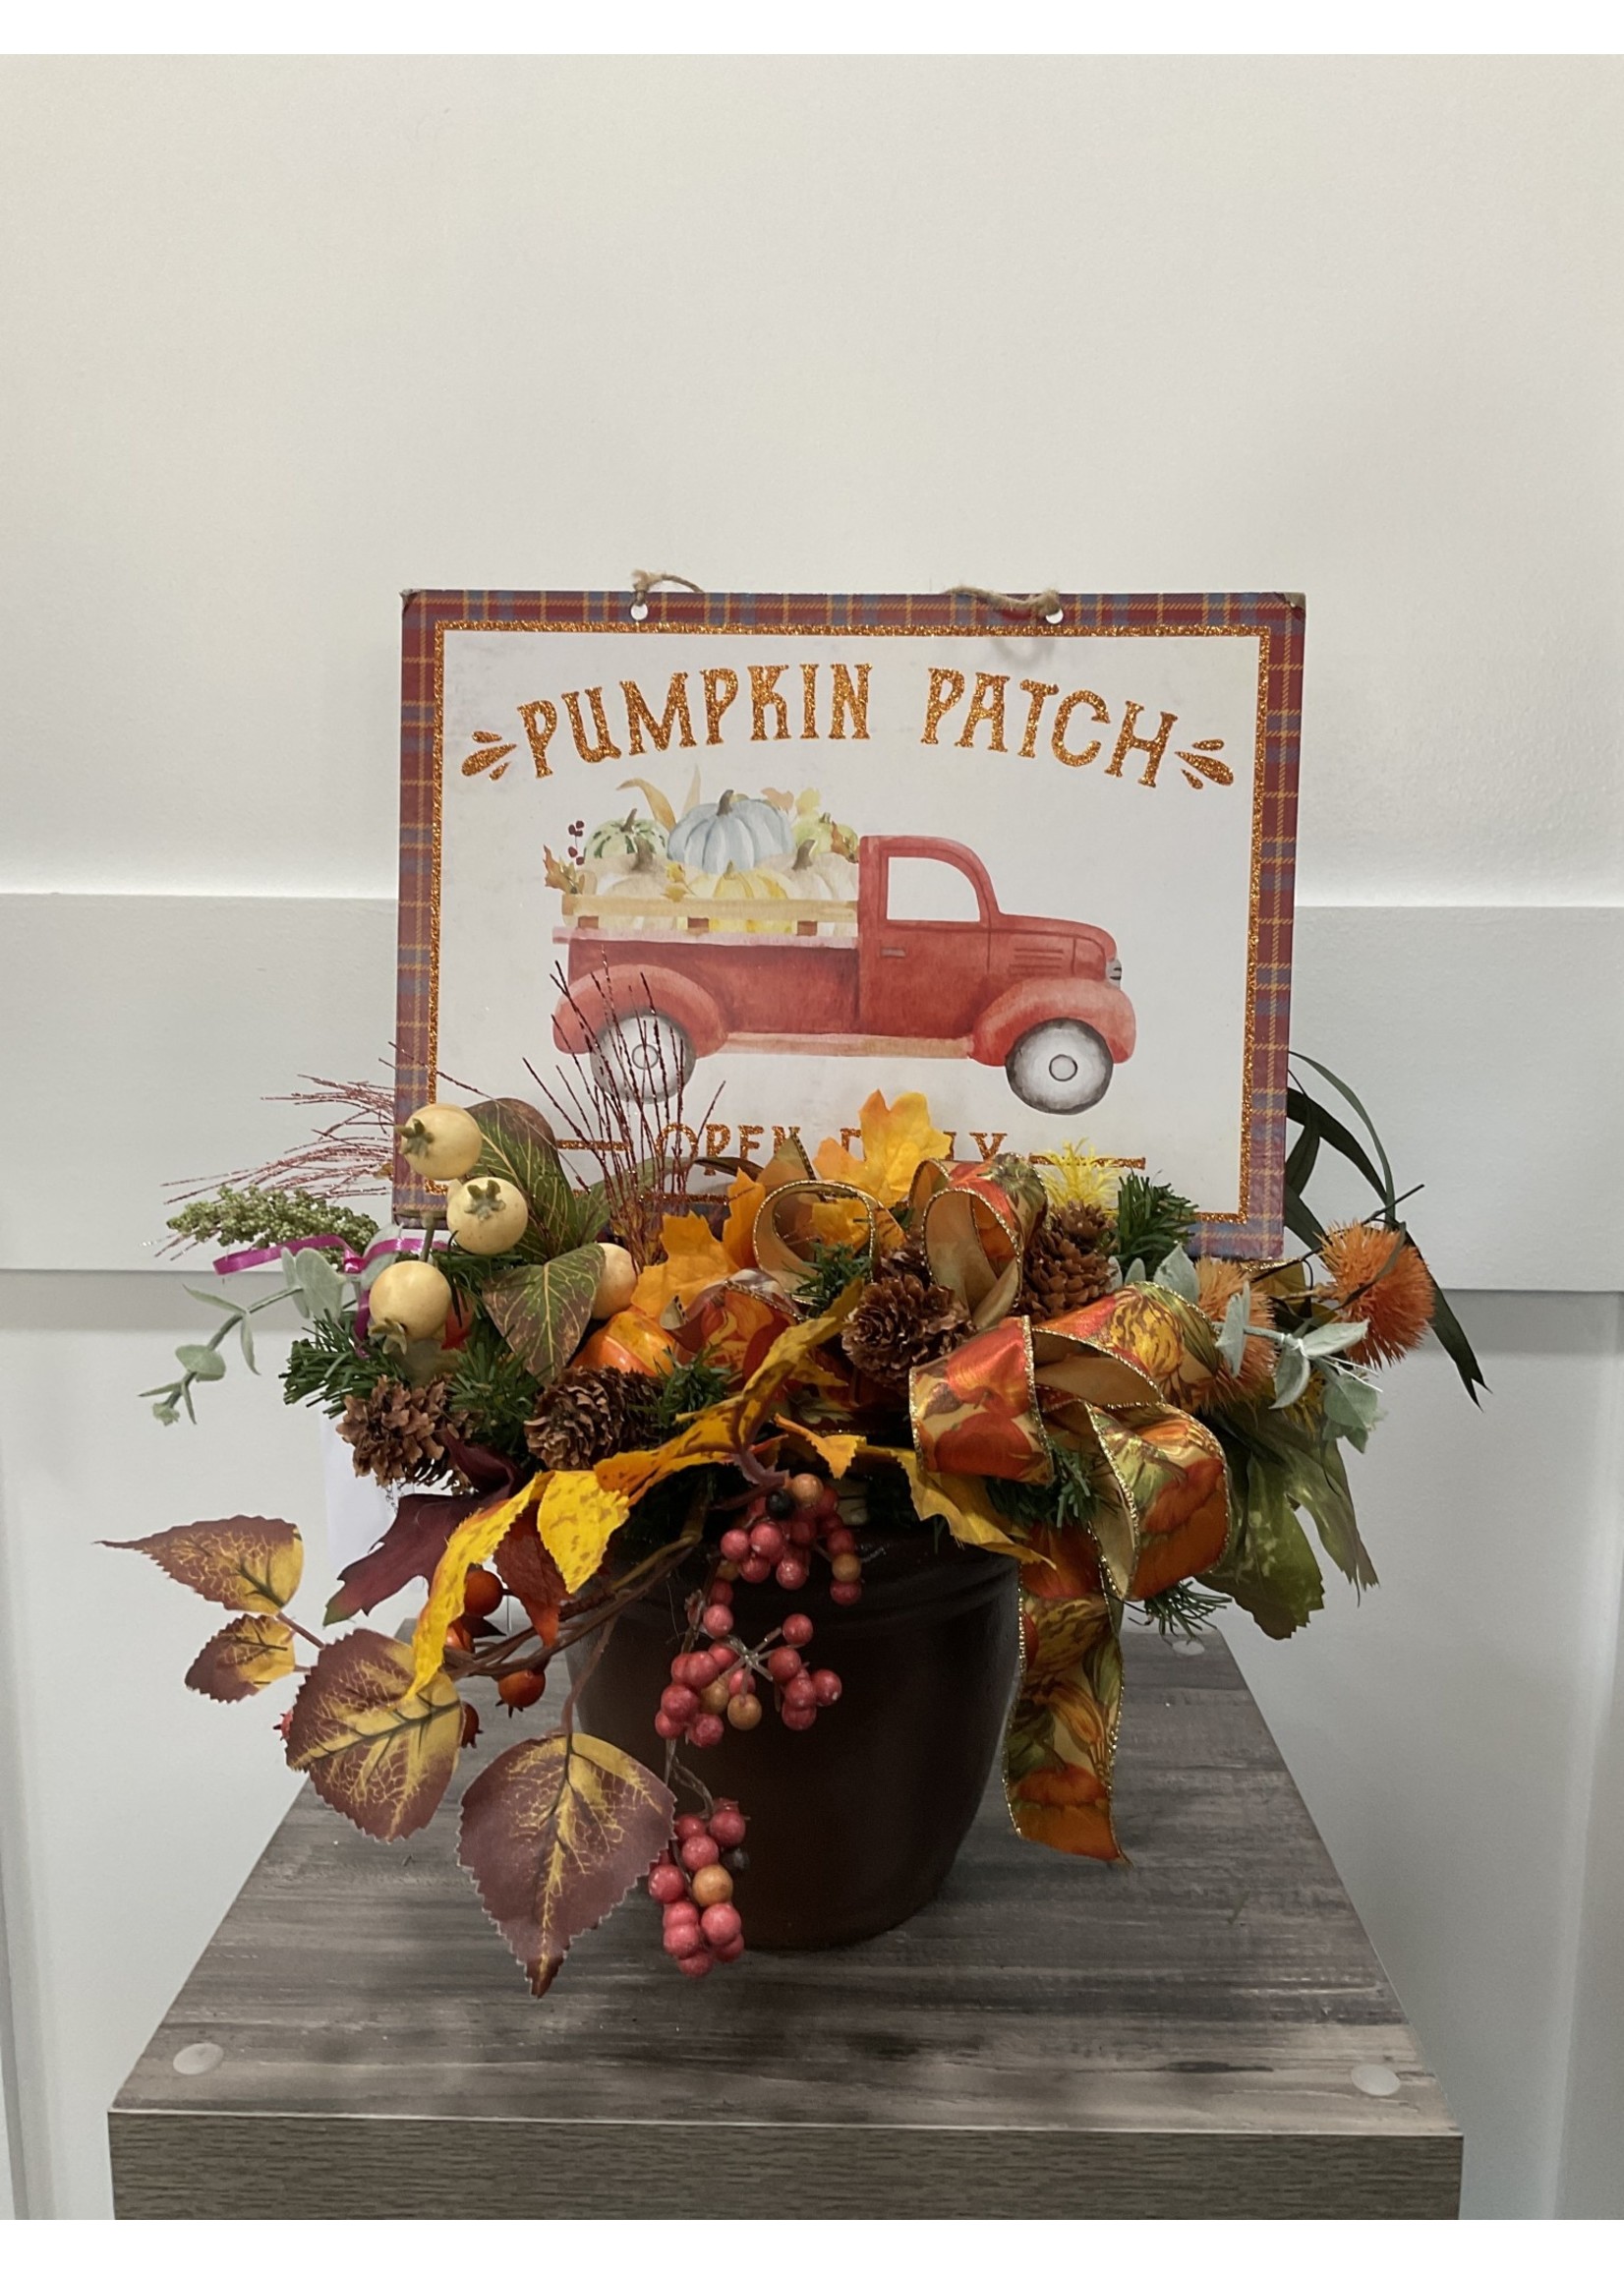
xmin=573 ymin=1522 xmax=1019 ymax=1949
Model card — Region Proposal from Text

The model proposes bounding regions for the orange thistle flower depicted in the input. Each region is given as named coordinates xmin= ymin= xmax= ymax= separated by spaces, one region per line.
xmin=1193 ymin=1257 xmax=1275 ymax=1399
xmin=1318 ymin=1221 xmax=1435 ymax=1365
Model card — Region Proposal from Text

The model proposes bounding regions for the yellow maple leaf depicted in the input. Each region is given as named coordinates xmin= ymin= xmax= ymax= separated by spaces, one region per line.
xmin=631 ymin=1212 xmax=732 ymax=1321
xmin=536 ymin=1470 xmax=632 ymax=1593
xmin=862 ymin=1446 xmax=1040 ymax=1561
xmin=595 ymin=1402 xmax=746 ymax=1503
xmin=813 ymin=1089 xmax=950 ymax=1206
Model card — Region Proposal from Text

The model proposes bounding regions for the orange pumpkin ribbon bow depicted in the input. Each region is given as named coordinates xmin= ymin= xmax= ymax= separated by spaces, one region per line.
xmin=760 ymin=1150 xmax=1233 ymax=1864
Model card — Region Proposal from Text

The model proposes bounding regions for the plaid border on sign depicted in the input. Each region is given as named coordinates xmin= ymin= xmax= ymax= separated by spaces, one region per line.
xmin=396 ymin=590 xmax=1303 ymax=1255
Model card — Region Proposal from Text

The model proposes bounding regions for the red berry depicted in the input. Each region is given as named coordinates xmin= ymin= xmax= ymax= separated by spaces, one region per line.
xmin=708 ymin=1577 xmax=733 ymax=1603
xmin=749 ymin=1521 xmax=785 ymax=1561
xmin=830 ymin=1551 xmax=863 ymax=1584
xmin=689 ymin=1713 xmax=725 ymax=1748
xmin=782 ymin=1612 xmax=814 ymax=1647
xmin=783 ymin=1673 xmax=818 ymax=1711
xmin=701 ymin=1603 xmax=732 ymax=1638
xmin=462 ymin=1566 xmax=504 ymax=1619
xmin=813 ymin=1487 xmax=840 ymax=1519
xmin=707 ymin=1644 xmax=739 ymax=1672
xmin=782 ymin=1705 xmax=818 ymax=1731
xmin=826 ymin=1527 xmax=856 ymax=1555
xmin=673 ymin=1815 xmax=707 ymax=1841
xmin=661 ymin=1684 xmax=699 ymax=1724
xmin=726 ymin=1693 xmax=763 ymax=1730
xmin=713 ymin=1936 xmax=746 ymax=1964
xmin=701 ymin=1901 xmax=742 ymax=1948
xmin=745 ymin=1495 xmax=768 ymax=1520
xmin=830 ymin=1581 xmax=862 ymax=1606
xmin=673 ymin=1653 xmax=712 ymax=1689
xmin=811 ymin=1667 xmax=842 ymax=1705
xmin=680 ymin=1834 xmax=721 ymax=1872
xmin=665 ymin=1920 xmax=704 ymax=1958
xmin=766 ymin=1646 xmax=802 ymax=1685
xmin=676 ymin=1952 xmax=714 ymax=1978
xmin=665 ymin=1898 xmax=700 ymax=1930
xmin=496 ymin=1668 xmax=547 ymax=1714
xmin=725 ymin=1666 xmax=754 ymax=1696
xmin=787 ymin=1473 xmax=825 ymax=1506
xmin=787 ymin=1518 xmax=815 ymax=1546
xmin=653 ymin=1711 xmax=683 ymax=1740
xmin=776 ymin=1556 xmax=808 ymax=1590
xmin=648 ymin=1862 xmax=687 ymax=1904
xmin=709 ymin=1806 xmax=747 ymax=1847
xmin=739 ymin=1554 xmax=772 ymax=1585
xmin=720 ymin=1528 xmax=752 ymax=1562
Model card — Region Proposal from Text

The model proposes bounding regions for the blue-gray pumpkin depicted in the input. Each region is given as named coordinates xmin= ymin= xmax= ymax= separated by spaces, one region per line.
xmin=667 ymin=788 xmax=793 ymax=874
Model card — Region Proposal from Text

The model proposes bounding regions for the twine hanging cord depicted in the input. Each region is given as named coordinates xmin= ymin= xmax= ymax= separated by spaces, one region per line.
xmin=948 ymin=584 xmax=1064 ymax=623
xmin=627 ymin=571 xmax=1063 ymax=624
xmin=629 ymin=569 xmax=703 ymax=616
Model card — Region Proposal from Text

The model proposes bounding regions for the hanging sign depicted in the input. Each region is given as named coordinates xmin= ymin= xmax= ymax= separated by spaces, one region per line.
xmin=396 ymin=589 xmax=1303 ymax=1253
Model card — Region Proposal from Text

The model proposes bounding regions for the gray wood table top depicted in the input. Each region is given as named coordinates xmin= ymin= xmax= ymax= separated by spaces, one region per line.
xmin=110 ymin=1625 xmax=1459 ymax=2219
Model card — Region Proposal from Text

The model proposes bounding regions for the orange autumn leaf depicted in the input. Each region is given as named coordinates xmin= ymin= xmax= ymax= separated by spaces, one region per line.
xmin=721 ymin=1173 xmax=767 ymax=1270
xmin=813 ymin=1089 xmax=950 ymax=1206
xmin=631 ymin=1212 xmax=732 ymax=1321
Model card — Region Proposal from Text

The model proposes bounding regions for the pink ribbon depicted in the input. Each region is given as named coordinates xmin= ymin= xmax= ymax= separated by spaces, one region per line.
xmin=213 ymin=1233 xmax=435 ymax=1341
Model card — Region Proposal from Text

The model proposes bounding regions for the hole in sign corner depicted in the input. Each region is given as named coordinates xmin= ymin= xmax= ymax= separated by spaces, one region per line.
xmin=1044 ymin=608 xmax=1064 ymax=625
xmin=1351 ymin=2064 xmax=1402 ymax=2099
xmin=172 ymin=2041 xmax=224 ymax=2076
xmin=629 ymin=602 xmax=649 ymax=621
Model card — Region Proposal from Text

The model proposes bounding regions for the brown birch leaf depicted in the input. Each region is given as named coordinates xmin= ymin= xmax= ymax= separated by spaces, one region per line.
xmin=105 ymin=1517 xmax=302 ymax=1614
xmin=185 ymin=1614 xmax=297 ymax=1702
xmin=459 ymin=1732 xmax=674 ymax=1995
xmin=285 ymin=1630 xmax=462 ymax=1840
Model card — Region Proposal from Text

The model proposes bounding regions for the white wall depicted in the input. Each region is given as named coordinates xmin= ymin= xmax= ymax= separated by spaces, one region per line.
xmin=0 ymin=55 xmax=1620 ymax=2219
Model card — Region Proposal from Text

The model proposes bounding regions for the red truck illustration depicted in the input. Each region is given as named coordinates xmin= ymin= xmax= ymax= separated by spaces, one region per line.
xmin=552 ymin=835 xmax=1134 ymax=1116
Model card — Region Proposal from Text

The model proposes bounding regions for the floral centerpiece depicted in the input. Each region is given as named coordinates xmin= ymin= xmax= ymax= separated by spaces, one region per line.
xmin=114 ymin=1049 xmax=1479 ymax=1993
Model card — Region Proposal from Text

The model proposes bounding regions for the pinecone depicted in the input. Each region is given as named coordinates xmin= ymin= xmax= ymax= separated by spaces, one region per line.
xmin=841 ymin=1274 xmax=970 ymax=1391
xmin=1020 ymin=1202 xmax=1114 ymax=1323
xmin=525 ymin=1367 xmax=662 ymax=1471
xmin=876 ymin=1233 xmax=931 ymax=1286
xmin=337 ymin=1377 xmax=451 ymax=1487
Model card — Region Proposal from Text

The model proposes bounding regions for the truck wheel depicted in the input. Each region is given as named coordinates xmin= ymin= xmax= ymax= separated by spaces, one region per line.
xmin=591 ymin=1009 xmax=695 ymax=1105
xmin=1005 ymin=1020 xmax=1113 ymax=1114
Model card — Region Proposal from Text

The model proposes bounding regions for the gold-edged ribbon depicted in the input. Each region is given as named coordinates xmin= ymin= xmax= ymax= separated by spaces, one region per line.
xmin=753 ymin=1146 xmax=1232 ymax=1863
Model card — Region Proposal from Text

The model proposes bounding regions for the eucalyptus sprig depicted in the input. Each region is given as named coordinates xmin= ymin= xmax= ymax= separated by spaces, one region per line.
xmin=144 ymin=1246 xmax=354 ymax=1426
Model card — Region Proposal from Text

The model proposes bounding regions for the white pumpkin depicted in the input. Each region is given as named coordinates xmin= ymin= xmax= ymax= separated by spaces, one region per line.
xmin=784 ymin=839 xmax=859 ymax=900
xmin=667 ymin=788 xmax=793 ymax=874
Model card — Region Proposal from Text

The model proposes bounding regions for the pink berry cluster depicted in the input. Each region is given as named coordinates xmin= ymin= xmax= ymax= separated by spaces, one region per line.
xmin=654 ymin=1606 xmax=842 ymax=1745
xmin=717 ymin=1472 xmax=866 ymax=1603
xmin=648 ymin=1802 xmax=748 ymax=1978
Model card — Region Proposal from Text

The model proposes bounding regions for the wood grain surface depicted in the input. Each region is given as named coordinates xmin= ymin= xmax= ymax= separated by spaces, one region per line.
xmin=109 ymin=1626 xmax=1460 ymax=2219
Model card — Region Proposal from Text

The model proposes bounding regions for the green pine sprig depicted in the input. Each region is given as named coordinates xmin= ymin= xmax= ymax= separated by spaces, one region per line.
xmin=797 ymin=1240 xmax=872 ymax=1314
xmin=1133 ymin=1579 xmax=1227 ymax=1640
xmin=1113 ymin=1174 xmax=1196 ymax=1273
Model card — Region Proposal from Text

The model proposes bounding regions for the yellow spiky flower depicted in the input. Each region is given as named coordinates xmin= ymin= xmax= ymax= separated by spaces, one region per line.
xmin=1037 ymin=1143 xmax=1123 ymax=1215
